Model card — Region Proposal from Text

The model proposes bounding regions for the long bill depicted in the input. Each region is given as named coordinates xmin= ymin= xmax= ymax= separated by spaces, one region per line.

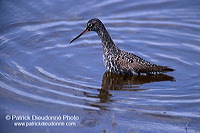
xmin=70 ymin=28 xmax=88 ymax=43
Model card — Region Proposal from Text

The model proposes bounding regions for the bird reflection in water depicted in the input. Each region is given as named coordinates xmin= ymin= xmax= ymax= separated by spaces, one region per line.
xmin=98 ymin=71 xmax=175 ymax=103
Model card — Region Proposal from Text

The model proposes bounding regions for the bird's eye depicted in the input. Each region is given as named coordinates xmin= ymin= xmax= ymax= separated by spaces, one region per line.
xmin=88 ymin=23 xmax=93 ymax=27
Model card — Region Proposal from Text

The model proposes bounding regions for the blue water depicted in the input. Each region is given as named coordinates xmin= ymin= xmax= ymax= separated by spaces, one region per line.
xmin=1 ymin=0 xmax=200 ymax=132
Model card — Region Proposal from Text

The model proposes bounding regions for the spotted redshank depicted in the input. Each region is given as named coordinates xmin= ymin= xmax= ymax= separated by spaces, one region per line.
xmin=70 ymin=18 xmax=174 ymax=75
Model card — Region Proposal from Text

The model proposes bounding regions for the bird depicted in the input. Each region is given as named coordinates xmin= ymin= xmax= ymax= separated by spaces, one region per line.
xmin=70 ymin=18 xmax=174 ymax=75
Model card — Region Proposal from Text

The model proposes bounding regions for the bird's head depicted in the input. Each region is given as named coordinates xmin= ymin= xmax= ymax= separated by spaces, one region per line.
xmin=70 ymin=18 xmax=102 ymax=43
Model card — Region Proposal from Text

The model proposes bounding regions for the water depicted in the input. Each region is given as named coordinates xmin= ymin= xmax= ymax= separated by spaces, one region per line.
xmin=0 ymin=0 xmax=200 ymax=132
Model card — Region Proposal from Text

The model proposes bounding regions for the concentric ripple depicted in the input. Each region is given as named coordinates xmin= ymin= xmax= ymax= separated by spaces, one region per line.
xmin=1 ymin=0 xmax=200 ymax=132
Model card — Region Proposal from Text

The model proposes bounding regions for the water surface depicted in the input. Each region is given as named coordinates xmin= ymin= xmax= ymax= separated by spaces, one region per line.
xmin=1 ymin=0 xmax=200 ymax=132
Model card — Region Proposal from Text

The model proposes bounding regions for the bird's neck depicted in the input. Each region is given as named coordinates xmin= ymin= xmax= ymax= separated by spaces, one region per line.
xmin=96 ymin=25 xmax=119 ymax=53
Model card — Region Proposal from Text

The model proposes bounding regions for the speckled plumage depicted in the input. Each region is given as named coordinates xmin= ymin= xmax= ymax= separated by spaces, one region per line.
xmin=70 ymin=18 xmax=174 ymax=75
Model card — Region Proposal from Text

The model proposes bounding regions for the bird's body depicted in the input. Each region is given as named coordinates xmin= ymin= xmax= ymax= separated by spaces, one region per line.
xmin=70 ymin=18 xmax=174 ymax=75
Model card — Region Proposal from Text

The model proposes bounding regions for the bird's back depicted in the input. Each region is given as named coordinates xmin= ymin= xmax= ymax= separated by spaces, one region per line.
xmin=106 ymin=50 xmax=174 ymax=75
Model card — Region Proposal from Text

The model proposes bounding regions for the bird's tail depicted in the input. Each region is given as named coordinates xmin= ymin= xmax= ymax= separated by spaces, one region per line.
xmin=161 ymin=66 xmax=175 ymax=72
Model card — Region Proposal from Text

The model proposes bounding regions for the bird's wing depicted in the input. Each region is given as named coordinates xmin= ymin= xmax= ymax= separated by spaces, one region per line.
xmin=116 ymin=52 xmax=174 ymax=74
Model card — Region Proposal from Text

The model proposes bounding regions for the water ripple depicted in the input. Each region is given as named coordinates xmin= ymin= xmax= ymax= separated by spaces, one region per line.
xmin=1 ymin=0 xmax=200 ymax=132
